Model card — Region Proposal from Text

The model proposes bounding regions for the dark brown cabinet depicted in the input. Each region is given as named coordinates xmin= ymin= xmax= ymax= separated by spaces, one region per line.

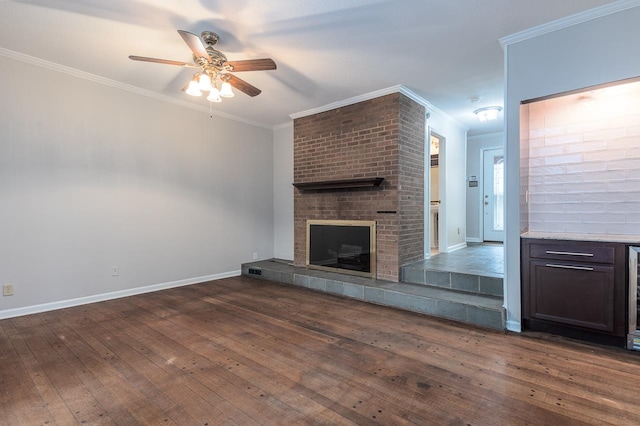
xmin=522 ymin=239 xmax=626 ymax=341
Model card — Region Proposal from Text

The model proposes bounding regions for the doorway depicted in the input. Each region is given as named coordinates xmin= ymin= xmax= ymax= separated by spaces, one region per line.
xmin=429 ymin=131 xmax=444 ymax=255
xmin=482 ymin=147 xmax=504 ymax=242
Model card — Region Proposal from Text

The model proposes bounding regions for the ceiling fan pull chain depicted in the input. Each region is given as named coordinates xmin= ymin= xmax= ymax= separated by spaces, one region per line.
xmin=209 ymin=101 xmax=213 ymax=118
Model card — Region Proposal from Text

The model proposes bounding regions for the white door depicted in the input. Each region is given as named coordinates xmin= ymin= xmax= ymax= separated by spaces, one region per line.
xmin=483 ymin=148 xmax=504 ymax=242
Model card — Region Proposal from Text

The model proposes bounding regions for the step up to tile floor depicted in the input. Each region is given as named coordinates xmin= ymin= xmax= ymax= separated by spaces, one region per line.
xmin=401 ymin=262 xmax=503 ymax=298
xmin=241 ymin=259 xmax=505 ymax=331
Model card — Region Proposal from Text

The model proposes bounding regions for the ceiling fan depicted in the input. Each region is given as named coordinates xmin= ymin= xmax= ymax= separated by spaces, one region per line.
xmin=129 ymin=30 xmax=276 ymax=102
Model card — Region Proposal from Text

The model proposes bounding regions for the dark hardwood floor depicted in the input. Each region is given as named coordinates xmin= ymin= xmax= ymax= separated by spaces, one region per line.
xmin=1 ymin=276 xmax=640 ymax=425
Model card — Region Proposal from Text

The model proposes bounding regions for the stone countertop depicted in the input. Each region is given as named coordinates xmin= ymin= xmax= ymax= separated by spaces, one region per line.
xmin=521 ymin=232 xmax=640 ymax=244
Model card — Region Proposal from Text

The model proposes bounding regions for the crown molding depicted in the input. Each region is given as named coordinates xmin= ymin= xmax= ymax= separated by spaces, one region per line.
xmin=289 ymin=85 xmax=466 ymax=129
xmin=289 ymin=85 xmax=408 ymax=119
xmin=0 ymin=47 xmax=272 ymax=129
xmin=500 ymin=0 xmax=640 ymax=47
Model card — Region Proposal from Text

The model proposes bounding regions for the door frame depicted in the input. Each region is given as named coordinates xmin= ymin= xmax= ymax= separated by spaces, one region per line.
xmin=480 ymin=147 xmax=504 ymax=242
xmin=425 ymin=127 xmax=445 ymax=257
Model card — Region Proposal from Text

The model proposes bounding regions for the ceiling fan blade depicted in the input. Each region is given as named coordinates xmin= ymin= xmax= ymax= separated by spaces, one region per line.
xmin=227 ymin=74 xmax=262 ymax=97
xmin=178 ymin=30 xmax=210 ymax=60
xmin=129 ymin=55 xmax=196 ymax=67
xmin=224 ymin=58 xmax=277 ymax=72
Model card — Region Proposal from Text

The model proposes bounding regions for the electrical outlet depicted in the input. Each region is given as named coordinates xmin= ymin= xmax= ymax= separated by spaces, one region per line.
xmin=252 ymin=251 xmax=258 ymax=260
xmin=112 ymin=266 xmax=119 ymax=277
xmin=3 ymin=284 xmax=14 ymax=296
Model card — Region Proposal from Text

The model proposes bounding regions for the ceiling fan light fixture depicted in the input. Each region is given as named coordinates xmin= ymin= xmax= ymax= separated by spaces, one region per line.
xmin=186 ymin=77 xmax=202 ymax=96
xmin=198 ymin=72 xmax=212 ymax=91
xmin=474 ymin=106 xmax=502 ymax=122
xmin=219 ymin=81 xmax=234 ymax=98
xmin=207 ymin=87 xmax=222 ymax=103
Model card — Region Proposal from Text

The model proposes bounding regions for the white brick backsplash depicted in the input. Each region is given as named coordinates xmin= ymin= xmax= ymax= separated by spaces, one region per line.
xmin=571 ymin=183 xmax=609 ymax=194
xmin=529 ymin=165 xmax=566 ymax=176
xmin=626 ymin=147 xmax=640 ymax=158
xmin=543 ymin=193 xmax=582 ymax=204
xmin=529 ymin=126 xmax=564 ymax=139
xmin=583 ymin=127 xmax=627 ymax=142
xmin=565 ymin=140 xmax=607 ymax=153
xmin=564 ymin=202 xmax=607 ymax=213
xmin=523 ymin=80 xmax=640 ymax=237
xmin=582 ymin=192 xmax=627 ymax=203
xmin=528 ymin=183 xmax=567 ymax=194
xmin=530 ymin=145 xmax=564 ymax=158
xmin=607 ymin=158 xmax=640 ymax=171
xmin=564 ymin=161 xmax=606 ymax=174
xmin=544 ymin=153 xmax=583 ymax=165
xmin=566 ymin=120 xmax=610 ymax=134
xmin=529 ymin=176 xmax=544 ymax=186
xmin=582 ymin=213 xmax=626 ymax=223
xmin=608 ymin=181 xmax=640 ymax=192
xmin=582 ymin=149 xmax=627 ymax=162
xmin=625 ymin=215 xmax=640 ymax=224
xmin=606 ymin=223 xmax=640 ymax=235
xmin=528 ymin=157 xmax=545 ymax=168
xmin=606 ymin=202 xmax=640 ymax=213
xmin=563 ymin=222 xmax=608 ymax=234
xmin=545 ymin=134 xmax=583 ymax=145
xmin=528 ymin=137 xmax=545 ymax=148
xmin=608 ymin=136 xmax=640 ymax=149
xmin=543 ymin=173 xmax=582 ymax=184
xmin=529 ymin=221 xmax=566 ymax=233
xmin=581 ymin=170 xmax=626 ymax=183
xmin=625 ymin=192 xmax=640 ymax=202
xmin=529 ymin=212 xmax=581 ymax=223
xmin=527 ymin=194 xmax=544 ymax=204
xmin=625 ymin=169 xmax=640 ymax=179
xmin=528 ymin=203 xmax=564 ymax=213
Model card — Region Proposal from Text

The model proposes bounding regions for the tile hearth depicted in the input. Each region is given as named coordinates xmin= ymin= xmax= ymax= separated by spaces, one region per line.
xmin=241 ymin=256 xmax=504 ymax=331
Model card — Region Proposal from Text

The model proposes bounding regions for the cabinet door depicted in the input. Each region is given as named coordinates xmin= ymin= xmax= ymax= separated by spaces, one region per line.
xmin=529 ymin=260 xmax=614 ymax=332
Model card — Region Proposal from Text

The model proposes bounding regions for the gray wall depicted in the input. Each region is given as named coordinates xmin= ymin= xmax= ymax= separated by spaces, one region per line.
xmin=273 ymin=123 xmax=294 ymax=260
xmin=0 ymin=55 xmax=274 ymax=316
xmin=427 ymin=108 xmax=468 ymax=254
xmin=503 ymin=4 xmax=640 ymax=331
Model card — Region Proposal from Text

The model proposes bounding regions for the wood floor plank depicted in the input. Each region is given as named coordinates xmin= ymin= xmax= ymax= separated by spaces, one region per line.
xmin=0 ymin=318 xmax=60 ymax=425
xmin=239 ymin=280 xmax=637 ymax=418
xmin=149 ymin=282 xmax=540 ymax=424
xmin=2 ymin=276 xmax=640 ymax=425
xmin=118 ymin=296 xmax=364 ymax=425
xmin=197 ymin=289 xmax=558 ymax=425
xmin=215 ymin=280 xmax=637 ymax=418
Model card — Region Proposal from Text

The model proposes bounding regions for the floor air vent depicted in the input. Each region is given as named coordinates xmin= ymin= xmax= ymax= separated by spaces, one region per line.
xmin=248 ymin=268 xmax=262 ymax=276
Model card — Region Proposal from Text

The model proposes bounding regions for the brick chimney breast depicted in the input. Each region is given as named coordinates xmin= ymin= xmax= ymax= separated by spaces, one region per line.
xmin=293 ymin=92 xmax=425 ymax=282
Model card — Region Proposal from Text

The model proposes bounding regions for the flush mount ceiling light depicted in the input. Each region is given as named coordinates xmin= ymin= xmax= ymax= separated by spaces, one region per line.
xmin=474 ymin=106 xmax=502 ymax=122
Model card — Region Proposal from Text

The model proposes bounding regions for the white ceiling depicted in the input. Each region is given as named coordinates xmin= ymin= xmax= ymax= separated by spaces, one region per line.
xmin=0 ymin=0 xmax=619 ymax=134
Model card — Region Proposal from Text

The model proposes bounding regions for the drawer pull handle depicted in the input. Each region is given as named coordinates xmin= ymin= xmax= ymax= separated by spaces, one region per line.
xmin=545 ymin=263 xmax=594 ymax=271
xmin=545 ymin=250 xmax=594 ymax=257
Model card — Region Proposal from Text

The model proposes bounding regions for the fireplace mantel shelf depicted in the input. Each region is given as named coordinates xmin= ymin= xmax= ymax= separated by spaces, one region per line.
xmin=293 ymin=177 xmax=384 ymax=191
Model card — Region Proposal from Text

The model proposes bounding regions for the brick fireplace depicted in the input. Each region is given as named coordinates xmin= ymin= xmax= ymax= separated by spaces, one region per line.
xmin=293 ymin=92 xmax=425 ymax=282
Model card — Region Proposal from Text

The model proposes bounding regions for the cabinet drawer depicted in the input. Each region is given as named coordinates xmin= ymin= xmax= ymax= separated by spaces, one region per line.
xmin=529 ymin=242 xmax=614 ymax=264
xmin=528 ymin=260 xmax=614 ymax=332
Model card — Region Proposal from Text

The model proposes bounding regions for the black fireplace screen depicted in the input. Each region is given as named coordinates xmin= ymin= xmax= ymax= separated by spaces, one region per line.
xmin=308 ymin=223 xmax=372 ymax=273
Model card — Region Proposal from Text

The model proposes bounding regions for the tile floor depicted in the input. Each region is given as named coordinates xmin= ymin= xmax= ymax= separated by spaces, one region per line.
xmin=409 ymin=243 xmax=504 ymax=278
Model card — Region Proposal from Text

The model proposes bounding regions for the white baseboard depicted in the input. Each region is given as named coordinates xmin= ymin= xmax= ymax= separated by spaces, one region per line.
xmin=506 ymin=320 xmax=522 ymax=332
xmin=466 ymin=237 xmax=482 ymax=243
xmin=0 ymin=270 xmax=240 ymax=320
xmin=445 ymin=242 xmax=467 ymax=253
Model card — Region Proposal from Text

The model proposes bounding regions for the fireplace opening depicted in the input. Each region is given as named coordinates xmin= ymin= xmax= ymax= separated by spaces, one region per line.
xmin=306 ymin=220 xmax=376 ymax=278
